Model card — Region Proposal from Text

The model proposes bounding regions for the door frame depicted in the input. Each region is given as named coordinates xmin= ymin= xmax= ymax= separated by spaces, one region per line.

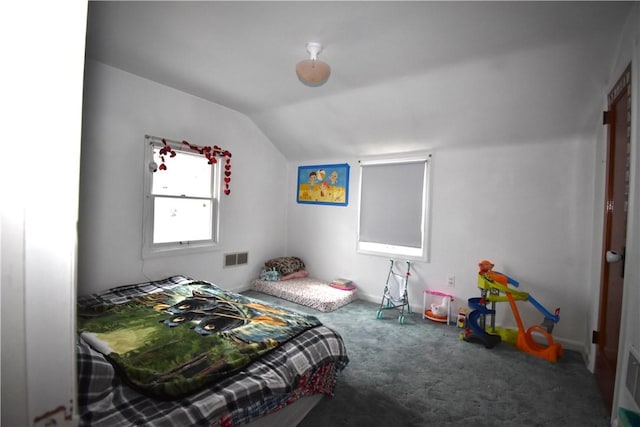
xmin=595 ymin=63 xmax=632 ymax=414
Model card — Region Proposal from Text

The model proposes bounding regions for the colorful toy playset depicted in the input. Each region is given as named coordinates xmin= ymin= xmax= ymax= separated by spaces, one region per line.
xmin=462 ymin=260 xmax=563 ymax=363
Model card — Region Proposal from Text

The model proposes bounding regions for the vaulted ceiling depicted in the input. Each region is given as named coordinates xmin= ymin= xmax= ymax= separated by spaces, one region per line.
xmin=85 ymin=1 xmax=633 ymax=160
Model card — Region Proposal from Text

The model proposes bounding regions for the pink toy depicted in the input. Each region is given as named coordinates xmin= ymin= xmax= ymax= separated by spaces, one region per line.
xmin=423 ymin=290 xmax=454 ymax=325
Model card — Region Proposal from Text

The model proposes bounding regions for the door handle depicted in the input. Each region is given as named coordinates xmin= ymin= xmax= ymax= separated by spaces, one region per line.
xmin=606 ymin=248 xmax=626 ymax=278
xmin=606 ymin=250 xmax=622 ymax=263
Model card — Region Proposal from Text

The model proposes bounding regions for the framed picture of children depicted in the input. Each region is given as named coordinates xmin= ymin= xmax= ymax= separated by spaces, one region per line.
xmin=296 ymin=163 xmax=350 ymax=206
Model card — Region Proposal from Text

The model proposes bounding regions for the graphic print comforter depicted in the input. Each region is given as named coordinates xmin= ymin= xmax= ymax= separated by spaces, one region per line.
xmin=77 ymin=275 xmax=321 ymax=399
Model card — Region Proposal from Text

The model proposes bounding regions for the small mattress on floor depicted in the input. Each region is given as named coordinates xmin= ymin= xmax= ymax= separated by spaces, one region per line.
xmin=251 ymin=277 xmax=358 ymax=312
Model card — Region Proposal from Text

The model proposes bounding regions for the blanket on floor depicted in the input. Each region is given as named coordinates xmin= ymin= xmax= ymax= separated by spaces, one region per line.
xmin=77 ymin=276 xmax=321 ymax=399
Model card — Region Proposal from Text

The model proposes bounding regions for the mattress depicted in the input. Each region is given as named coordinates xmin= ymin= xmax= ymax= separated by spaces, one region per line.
xmin=251 ymin=277 xmax=358 ymax=312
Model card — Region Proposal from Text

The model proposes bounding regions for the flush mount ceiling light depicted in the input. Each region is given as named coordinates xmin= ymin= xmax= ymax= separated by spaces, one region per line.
xmin=295 ymin=42 xmax=331 ymax=87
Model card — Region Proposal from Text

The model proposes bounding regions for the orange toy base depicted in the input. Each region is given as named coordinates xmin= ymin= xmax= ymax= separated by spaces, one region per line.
xmin=516 ymin=325 xmax=563 ymax=363
xmin=424 ymin=309 xmax=448 ymax=323
xmin=504 ymin=291 xmax=562 ymax=363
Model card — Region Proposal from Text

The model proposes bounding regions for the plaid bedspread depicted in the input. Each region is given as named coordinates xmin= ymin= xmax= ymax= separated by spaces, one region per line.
xmin=78 ymin=325 xmax=348 ymax=426
xmin=77 ymin=276 xmax=349 ymax=426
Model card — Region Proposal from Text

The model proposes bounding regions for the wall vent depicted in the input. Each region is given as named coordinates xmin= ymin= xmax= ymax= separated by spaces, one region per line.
xmin=626 ymin=345 xmax=640 ymax=409
xmin=224 ymin=252 xmax=248 ymax=267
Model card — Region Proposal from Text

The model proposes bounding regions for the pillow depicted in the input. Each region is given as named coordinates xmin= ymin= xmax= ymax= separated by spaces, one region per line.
xmin=77 ymin=337 xmax=117 ymax=405
xmin=280 ymin=269 xmax=309 ymax=281
xmin=264 ymin=257 xmax=305 ymax=276
xmin=259 ymin=268 xmax=280 ymax=281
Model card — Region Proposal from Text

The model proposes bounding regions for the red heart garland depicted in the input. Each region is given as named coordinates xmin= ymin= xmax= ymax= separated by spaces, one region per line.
xmin=159 ymin=139 xmax=232 ymax=195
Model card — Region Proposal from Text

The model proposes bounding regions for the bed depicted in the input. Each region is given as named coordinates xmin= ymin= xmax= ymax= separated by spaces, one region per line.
xmin=76 ymin=275 xmax=349 ymax=426
xmin=251 ymin=277 xmax=358 ymax=312
xmin=252 ymin=256 xmax=358 ymax=312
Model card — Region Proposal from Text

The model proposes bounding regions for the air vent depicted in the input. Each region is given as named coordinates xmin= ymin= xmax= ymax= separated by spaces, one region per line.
xmin=224 ymin=252 xmax=248 ymax=267
xmin=626 ymin=346 xmax=640 ymax=409
xmin=237 ymin=252 xmax=248 ymax=265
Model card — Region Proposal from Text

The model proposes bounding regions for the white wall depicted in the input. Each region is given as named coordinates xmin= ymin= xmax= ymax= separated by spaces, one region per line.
xmin=78 ymin=60 xmax=289 ymax=295
xmin=286 ymin=137 xmax=596 ymax=350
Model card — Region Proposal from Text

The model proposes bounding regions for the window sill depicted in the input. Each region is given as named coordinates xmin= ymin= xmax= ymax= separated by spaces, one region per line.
xmin=357 ymin=242 xmax=428 ymax=262
xmin=142 ymin=242 xmax=220 ymax=259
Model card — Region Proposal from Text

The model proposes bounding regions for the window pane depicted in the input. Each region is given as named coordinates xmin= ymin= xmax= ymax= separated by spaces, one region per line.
xmin=153 ymin=197 xmax=212 ymax=244
xmin=152 ymin=148 xmax=212 ymax=197
xmin=359 ymin=161 xmax=426 ymax=249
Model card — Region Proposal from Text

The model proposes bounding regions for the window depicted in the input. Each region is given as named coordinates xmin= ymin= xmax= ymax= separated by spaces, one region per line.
xmin=143 ymin=140 xmax=220 ymax=257
xmin=357 ymin=156 xmax=431 ymax=261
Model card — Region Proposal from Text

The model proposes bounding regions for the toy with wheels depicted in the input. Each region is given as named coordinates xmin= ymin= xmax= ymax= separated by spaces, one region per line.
xmin=376 ymin=260 xmax=412 ymax=324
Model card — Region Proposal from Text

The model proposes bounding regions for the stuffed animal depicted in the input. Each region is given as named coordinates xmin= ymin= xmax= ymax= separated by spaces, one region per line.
xmin=430 ymin=296 xmax=450 ymax=317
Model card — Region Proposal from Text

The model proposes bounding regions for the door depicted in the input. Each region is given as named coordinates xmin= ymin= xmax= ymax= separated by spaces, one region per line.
xmin=595 ymin=63 xmax=631 ymax=414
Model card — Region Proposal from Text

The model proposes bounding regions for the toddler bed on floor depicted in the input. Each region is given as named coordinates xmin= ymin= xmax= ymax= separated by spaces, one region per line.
xmin=251 ymin=257 xmax=358 ymax=312
xmin=76 ymin=275 xmax=349 ymax=427
xmin=251 ymin=277 xmax=358 ymax=312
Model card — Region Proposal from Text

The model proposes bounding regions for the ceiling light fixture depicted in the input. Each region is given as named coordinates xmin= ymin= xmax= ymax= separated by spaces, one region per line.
xmin=296 ymin=42 xmax=331 ymax=87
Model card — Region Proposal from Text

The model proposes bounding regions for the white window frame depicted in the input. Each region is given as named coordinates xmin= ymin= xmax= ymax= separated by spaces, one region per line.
xmin=356 ymin=155 xmax=431 ymax=262
xmin=142 ymin=138 xmax=221 ymax=258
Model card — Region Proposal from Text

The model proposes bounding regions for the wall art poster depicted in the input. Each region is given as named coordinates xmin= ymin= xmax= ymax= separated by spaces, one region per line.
xmin=296 ymin=163 xmax=350 ymax=206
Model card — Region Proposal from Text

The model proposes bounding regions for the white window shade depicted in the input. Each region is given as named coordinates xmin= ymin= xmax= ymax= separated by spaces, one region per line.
xmin=358 ymin=157 xmax=430 ymax=260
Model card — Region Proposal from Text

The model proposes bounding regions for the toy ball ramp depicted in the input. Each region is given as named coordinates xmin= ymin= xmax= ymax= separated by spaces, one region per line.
xmin=506 ymin=293 xmax=563 ymax=363
xmin=464 ymin=260 xmax=563 ymax=363
xmin=464 ymin=297 xmax=501 ymax=348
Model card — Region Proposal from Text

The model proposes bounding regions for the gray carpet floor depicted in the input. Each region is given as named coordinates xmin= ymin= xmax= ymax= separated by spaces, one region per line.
xmin=243 ymin=291 xmax=610 ymax=427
